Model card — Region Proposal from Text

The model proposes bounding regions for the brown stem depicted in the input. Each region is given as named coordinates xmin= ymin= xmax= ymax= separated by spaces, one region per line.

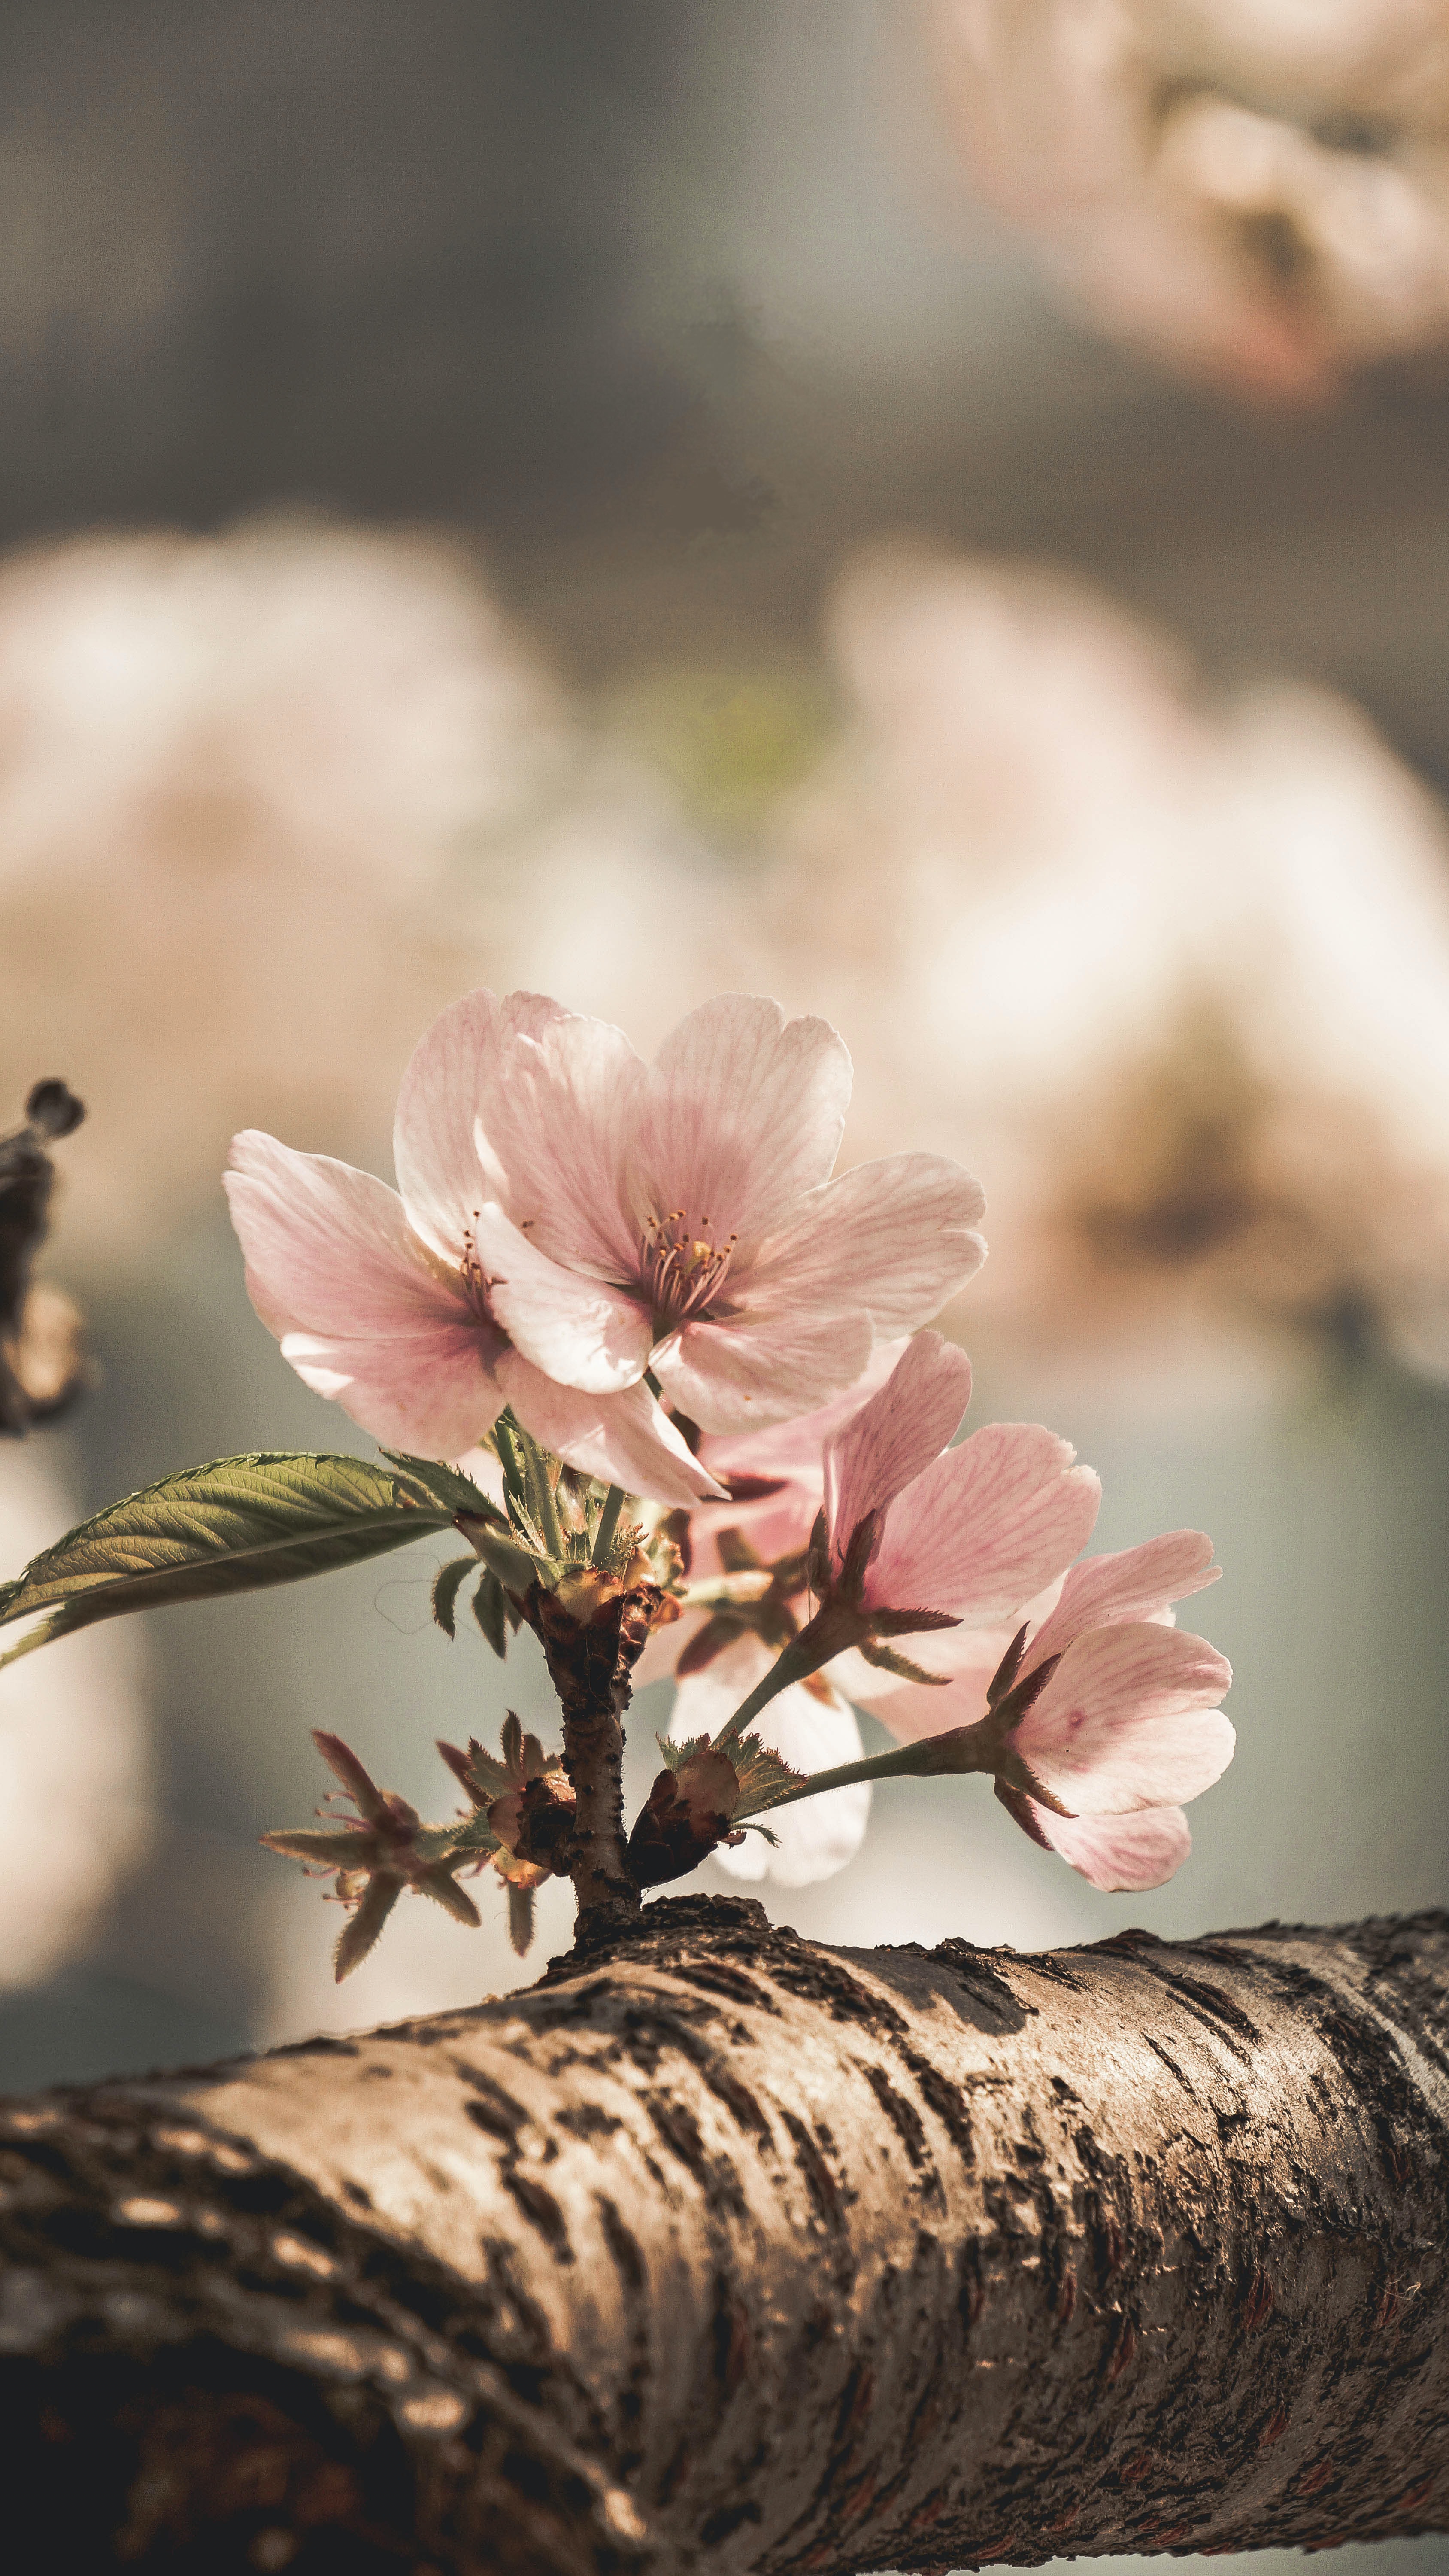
xmin=0 ymin=1078 xmax=86 ymax=1434
xmin=530 ymin=1576 xmax=658 ymax=1941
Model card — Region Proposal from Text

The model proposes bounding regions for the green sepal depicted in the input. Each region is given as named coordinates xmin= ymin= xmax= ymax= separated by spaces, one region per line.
xmin=857 ymin=1637 xmax=954 ymax=1687
xmin=727 ymin=1732 xmax=806 ymax=1818
xmin=415 ymin=1810 xmax=501 ymax=1864
xmin=656 ymin=1728 xmax=803 ymax=1818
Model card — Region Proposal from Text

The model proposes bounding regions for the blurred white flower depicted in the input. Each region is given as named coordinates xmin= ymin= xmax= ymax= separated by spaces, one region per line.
xmin=668 ymin=1634 xmax=872 ymax=1891
xmin=0 ymin=1441 xmax=154 ymax=1989
xmin=931 ymin=0 xmax=1449 ymax=396
xmin=0 ymin=519 xmax=572 ymax=1261
xmin=755 ymin=545 xmax=1449 ymax=1392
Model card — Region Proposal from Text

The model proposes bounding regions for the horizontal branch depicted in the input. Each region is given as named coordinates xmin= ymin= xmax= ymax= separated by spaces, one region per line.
xmin=1 ymin=1898 xmax=1446 ymax=2574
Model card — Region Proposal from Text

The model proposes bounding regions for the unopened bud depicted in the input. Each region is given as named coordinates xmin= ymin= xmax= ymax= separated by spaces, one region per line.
xmin=491 ymin=1772 xmax=577 ymax=1871
xmin=627 ymin=1742 xmax=744 ymax=1887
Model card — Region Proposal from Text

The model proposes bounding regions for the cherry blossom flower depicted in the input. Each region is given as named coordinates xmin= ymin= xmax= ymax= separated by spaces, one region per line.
xmin=457 ymin=989 xmax=986 ymax=1433
xmin=861 ymin=1526 xmax=1222 ymax=1739
xmin=761 ymin=548 xmax=1449 ymax=1397
xmin=931 ymin=0 xmax=1449 ymax=399
xmin=809 ymin=1329 xmax=1101 ymax=1669
xmin=846 ymin=1522 xmax=1232 ymax=1893
xmin=226 ymin=994 xmax=722 ymax=1507
xmin=654 ymin=1333 xmax=1231 ymax=1895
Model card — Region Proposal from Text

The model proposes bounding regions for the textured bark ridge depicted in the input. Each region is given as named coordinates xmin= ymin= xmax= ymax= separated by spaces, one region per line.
xmin=1 ymin=1898 xmax=1446 ymax=2575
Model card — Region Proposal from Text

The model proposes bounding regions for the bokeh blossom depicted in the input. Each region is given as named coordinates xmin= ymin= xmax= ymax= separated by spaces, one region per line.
xmin=757 ymin=547 xmax=1449 ymax=1397
xmin=0 ymin=1441 xmax=155 ymax=1989
xmin=0 ymin=522 xmax=579 ymax=1265
xmin=931 ymin=0 xmax=1449 ymax=398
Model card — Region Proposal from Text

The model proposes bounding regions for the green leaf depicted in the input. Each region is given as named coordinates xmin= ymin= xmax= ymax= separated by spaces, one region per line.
xmin=430 ymin=1555 xmax=477 ymax=1641
xmin=0 ymin=1451 xmax=458 ymax=1668
xmin=379 ymin=1450 xmax=504 ymax=1523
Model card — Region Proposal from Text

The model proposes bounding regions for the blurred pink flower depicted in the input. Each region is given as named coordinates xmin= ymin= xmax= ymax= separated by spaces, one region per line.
xmin=760 ymin=549 xmax=1449 ymax=1397
xmin=0 ymin=523 xmax=575 ymax=1263
xmin=461 ymin=990 xmax=987 ymax=1434
xmin=931 ymin=0 xmax=1449 ymax=398
xmin=0 ymin=1441 xmax=155 ymax=1988
xmin=227 ymin=991 xmax=723 ymax=1506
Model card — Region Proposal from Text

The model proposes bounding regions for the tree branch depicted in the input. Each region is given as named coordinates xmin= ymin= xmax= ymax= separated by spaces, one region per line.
xmin=0 ymin=1079 xmax=86 ymax=1435
xmin=531 ymin=1575 xmax=658 ymax=1941
xmin=2 ymin=1899 xmax=1446 ymax=2574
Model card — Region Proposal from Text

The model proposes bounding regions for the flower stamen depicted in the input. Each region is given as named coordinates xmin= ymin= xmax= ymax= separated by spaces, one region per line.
xmin=643 ymin=1209 xmax=738 ymax=1332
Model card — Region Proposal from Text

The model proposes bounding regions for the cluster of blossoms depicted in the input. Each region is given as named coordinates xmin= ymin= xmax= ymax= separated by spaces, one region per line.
xmin=232 ymin=988 xmax=1233 ymax=1967
xmin=933 ymin=0 xmax=1449 ymax=401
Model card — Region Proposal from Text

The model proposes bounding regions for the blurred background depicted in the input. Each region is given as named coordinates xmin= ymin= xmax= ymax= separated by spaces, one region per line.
xmin=2 ymin=11 xmax=1449 ymax=2568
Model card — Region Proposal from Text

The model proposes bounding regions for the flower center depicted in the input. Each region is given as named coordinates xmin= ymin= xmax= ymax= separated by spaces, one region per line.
xmin=459 ymin=1217 xmax=493 ymax=1322
xmin=642 ymin=1209 xmax=737 ymax=1333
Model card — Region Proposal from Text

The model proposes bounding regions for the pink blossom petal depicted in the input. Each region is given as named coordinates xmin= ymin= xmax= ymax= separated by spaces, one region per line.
xmin=746 ymin=1152 xmax=987 ymax=1334
xmin=225 ymin=1131 xmax=503 ymax=1454
xmin=997 ymin=1785 xmax=1192 ymax=1891
xmin=483 ymin=1008 xmax=646 ymax=1280
xmin=838 ymin=1634 xmax=1009 ymax=1741
xmin=1025 ymin=1531 xmax=1220 ymax=1671
xmin=651 ymin=1305 xmax=874 ymax=1436
xmin=227 ymin=1132 xmax=453 ymax=1337
xmin=1011 ymin=1623 xmax=1234 ymax=1815
xmin=824 ymin=1331 xmax=973 ymax=1573
xmin=496 ymin=1352 xmax=726 ymax=1506
xmin=475 ymin=1201 xmax=653 ymax=1394
xmin=273 ymin=1322 xmax=500 ymax=1456
xmin=865 ymin=1423 xmax=1101 ymax=1624
xmin=393 ymin=987 xmax=564 ymax=1261
xmin=697 ymin=1337 xmax=908 ymax=1496
xmin=638 ymin=996 xmax=852 ymax=1248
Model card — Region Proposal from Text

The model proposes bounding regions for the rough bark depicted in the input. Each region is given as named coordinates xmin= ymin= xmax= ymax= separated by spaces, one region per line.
xmin=1 ymin=1896 xmax=1446 ymax=2576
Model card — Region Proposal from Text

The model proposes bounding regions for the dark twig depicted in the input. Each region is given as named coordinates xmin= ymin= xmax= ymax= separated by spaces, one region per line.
xmin=0 ymin=1080 xmax=86 ymax=1434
